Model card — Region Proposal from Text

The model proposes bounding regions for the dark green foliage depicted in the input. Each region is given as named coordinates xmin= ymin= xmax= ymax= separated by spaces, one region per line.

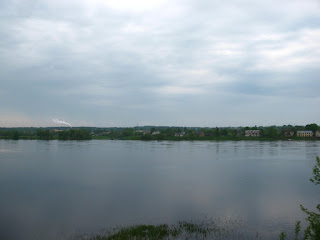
xmin=305 ymin=124 xmax=319 ymax=134
xmin=310 ymin=156 xmax=320 ymax=185
xmin=281 ymin=156 xmax=320 ymax=240
xmin=299 ymin=205 xmax=320 ymax=239
xmin=155 ymin=134 xmax=165 ymax=140
xmin=11 ymin=130 xmax=20 ymax=140
xmin=295 ymin=221 xmax=301 ymax=240
xmin=0 ymin=128 xmax=37 ymax=139
xmin=203 ymin=128 xmax=214 ymax=136
xmin=58 ymin=129 xmax=92 ymax=140
xmin=0 ymin=130 xmax=21 ymax=140
xmin=280 ymin=232 xmax=287 ymax=240
xmin=229 ymin=129 xmax=238 ymax=137
xmin=299 ymin=156 xmax=320 ymax=240
xmin=37 ymin=129 xmax=53 ymax=140
xmin=140 ymin=134 xmax=152 ymax=140
xmin=264 ymin=126 xmax=278 ymax=137
xmin=220 ymin=128 xmax=228 ymax=136
xmin=296 ymin=156 xmax=320 ymax=239
xmin=215 ymin=127 xmax=220 ymax=137
xmin=99 ymin=224 xmax=170 ymax=240
xmin=1 ymin=123 xmax=320 ymax=141
xmin=83 ymin=219 xmax=260 ymax=240
xmin=122 ymin=128 xmax=134 ymax=137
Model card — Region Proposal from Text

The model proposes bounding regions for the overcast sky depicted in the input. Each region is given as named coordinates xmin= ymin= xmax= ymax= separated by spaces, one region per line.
xmin=0 ymin=0 xmax=319 ymax=127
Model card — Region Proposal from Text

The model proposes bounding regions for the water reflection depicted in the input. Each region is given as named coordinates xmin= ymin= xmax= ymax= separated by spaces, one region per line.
xmin=0 ymin=140 xmax=319 ymax=239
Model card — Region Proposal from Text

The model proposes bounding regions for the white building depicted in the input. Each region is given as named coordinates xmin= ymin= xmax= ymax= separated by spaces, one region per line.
xmin=135 ymin=130 xmax=150 ymax=135
xmin=174 ymin=132 xmax=185 ymax=137
xmin=297 ymin=131 xmax=313 ymax=137
xmin=245 ymin=130 xmax=260 ymax=137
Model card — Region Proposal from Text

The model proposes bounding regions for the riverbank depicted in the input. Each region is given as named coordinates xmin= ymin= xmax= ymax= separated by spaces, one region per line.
xmin=93 ymin=135 xmax=320 ymax=141
xmin=1 ymin=124 xmax=319 ymax=141
xmin=0 ymin=135 xmax=319 ymax=141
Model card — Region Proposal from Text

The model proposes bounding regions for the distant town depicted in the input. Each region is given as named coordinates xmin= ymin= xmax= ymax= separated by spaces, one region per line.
xmin=0 ymin=123 xmax=319 ymax=140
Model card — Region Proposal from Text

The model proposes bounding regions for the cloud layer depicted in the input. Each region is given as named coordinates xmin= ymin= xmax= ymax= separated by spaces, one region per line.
xmin=1 ymin=0 xmax=320 ymax=127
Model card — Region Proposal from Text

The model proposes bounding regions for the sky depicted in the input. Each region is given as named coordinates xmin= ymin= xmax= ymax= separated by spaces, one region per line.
xmin=0 ymin=0 xmax=320 ymax=127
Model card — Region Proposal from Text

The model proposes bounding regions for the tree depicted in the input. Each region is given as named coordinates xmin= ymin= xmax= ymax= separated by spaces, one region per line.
xmin=281 ymin=156 xmax=320 ymax=239
xmin=299 ymin=156 xmax=320 ymax=239
xmin=204 ymin=129 xmax=214 ymax=136
xmin=305 ymin=124 xmax=319 ymax=134
xmin=163 ymin=128 xmax=174 ymax=137
xmin=122 ymin=128 xmax=134 ymax=137
xmin=141 ymin=134 xmax=152 ymax=140
xmin=11 ymin=130 xmax=20 ymax=140
xmin=155 ymin=134 xmax=165 ymax=140
xmin=37 ymin=129 xmax=53 ymax=140
xmin=58 ymin=129 xmax=92 ymax=140
xmin=214 ymin=127 xmax=220 ymax=137
xmin=230 ymin=129 xmax=238 ymax=137
xmin=265 ymin=127 xmax=278 ymax=138
xmin=310 ymin=156 xmax=320 ymax=185
xmin=220 ymin=128 xmax=228 ymax=136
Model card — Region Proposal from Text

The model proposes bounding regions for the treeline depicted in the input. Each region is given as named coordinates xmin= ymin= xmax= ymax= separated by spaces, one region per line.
xmin=37 ymin=129 xmax=91 ymax=140
xmin=0 ymin=128 xmax=92 ymax=140
xmin=57 ymin=129 xmax=92 ymax=140
xmin=0 ymin=123 xmax=319 ymax=140
xmin=0 ymin=129 xmax=37 ymax=140
xmin=93 ymin=123 xmax=320 ymax=140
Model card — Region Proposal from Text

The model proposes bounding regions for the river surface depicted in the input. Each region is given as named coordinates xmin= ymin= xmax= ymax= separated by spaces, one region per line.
xmin=0 ymin=140 xmax=319 ymax=239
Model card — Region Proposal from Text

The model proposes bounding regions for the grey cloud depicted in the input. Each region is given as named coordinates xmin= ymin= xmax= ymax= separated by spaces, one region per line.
xmin=0 ymin=0 xmax=319 ymax=126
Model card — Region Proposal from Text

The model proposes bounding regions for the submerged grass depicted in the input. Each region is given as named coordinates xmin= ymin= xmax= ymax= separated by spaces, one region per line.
xmin=72 ymin=218 xmax=262 ymax=240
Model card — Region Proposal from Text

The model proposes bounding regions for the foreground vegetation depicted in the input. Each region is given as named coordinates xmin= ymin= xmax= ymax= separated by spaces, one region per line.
xmin=280 ymin=156 xmax=320 ymax=240
xmin=73 ymin=219 xmax=261 ymax=240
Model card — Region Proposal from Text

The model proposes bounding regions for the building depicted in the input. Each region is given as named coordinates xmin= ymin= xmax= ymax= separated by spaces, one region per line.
xmin=135 ymin=130 xmax=150 ymax=135
xmin=297 ymin=131 xmax=313 ymax=137
xmin=195 ymin=131 xmax=205 ymax=137
xmin=316 ymin=131 xmax=320 ymax=137
xmin=174 ymin=132 xmax=185 ymax=137
xmin=284 ymin=130 xmax=294 ymax=137
xmin=245 ymin=130 xmax=260 ymax=137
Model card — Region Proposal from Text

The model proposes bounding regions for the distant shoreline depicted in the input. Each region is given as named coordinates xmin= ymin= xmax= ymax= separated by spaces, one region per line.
xmin=1 ymin=125 xmax=319 ymax=141
xmin=93 ymin=136 xmax=320 ymax=141
xmin=0 ymin=136 xmax=319 ymax=141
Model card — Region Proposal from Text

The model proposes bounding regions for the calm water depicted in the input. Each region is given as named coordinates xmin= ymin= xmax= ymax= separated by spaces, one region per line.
xmin=0 ymin=140 xmax=319 ymax=239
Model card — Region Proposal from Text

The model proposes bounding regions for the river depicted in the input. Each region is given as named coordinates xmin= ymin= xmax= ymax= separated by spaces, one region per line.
xmin=0 ymin=140 xmax=319 ymax=239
